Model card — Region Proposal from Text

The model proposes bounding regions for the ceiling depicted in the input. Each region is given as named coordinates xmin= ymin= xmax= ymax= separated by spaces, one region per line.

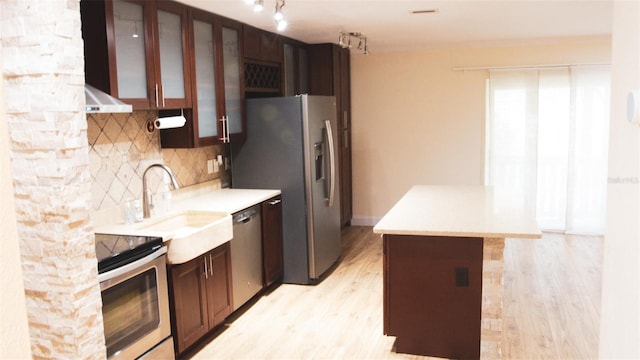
xmin=177 ymin=0 xmax=613 ymax=53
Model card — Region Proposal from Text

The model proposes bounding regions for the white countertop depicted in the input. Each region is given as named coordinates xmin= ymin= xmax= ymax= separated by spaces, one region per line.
xmin=373 ymin=185 xmax=541 ymax=239
xmin=171 ymin=188 xmax=281 ymax=214
xmin=93 ymin=181 xmax=281 ymax=240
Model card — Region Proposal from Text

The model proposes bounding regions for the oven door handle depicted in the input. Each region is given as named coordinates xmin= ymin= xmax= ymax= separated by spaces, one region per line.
xmin=98 ymin=246 xmax=167 ymax=284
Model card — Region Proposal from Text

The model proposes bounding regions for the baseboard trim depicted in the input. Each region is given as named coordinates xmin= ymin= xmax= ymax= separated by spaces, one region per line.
xmin=350 ymin=216 xmax=382 ymax=227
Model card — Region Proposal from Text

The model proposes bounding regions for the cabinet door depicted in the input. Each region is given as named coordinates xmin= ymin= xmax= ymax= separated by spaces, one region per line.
xmin=243 ymin=25 xmax=282 ymax=63
xmin=206 ymin=243 xmax=233 ymax=328
xmin=218 ymin=19 xmax=246 ymax=142
xmin=154 ymin=1 xmax=191 ymax=109
xmin=282 ymin=41 xmax=309 ymax=96
xmin=190 ymin=10 xmax=219 ymax=146
xmin=308 ymin=44 xmax=336 ymax=96
xmin=108 ymin=0 xmax=156 ymax=109
xmin=262 ymin=196 xmax=284 ymax=287
xmin=169 ymin=256 xmax=209 ymax=355
xmin=283 ymin=43 xmax=296 ymax=96
xmin=384 ymin=235 xmax=483 ymax=359
xmin=298 ymin=47 xmax=309 ymax=94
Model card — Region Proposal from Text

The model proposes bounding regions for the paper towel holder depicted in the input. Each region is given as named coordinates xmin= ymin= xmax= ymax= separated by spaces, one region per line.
xmin=146 ymin=119 xmax=155 ymax=133
xmin=147 ymin=109 xmax=186 ymax=133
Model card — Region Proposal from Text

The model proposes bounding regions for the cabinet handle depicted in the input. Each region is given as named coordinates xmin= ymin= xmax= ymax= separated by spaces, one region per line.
xmin=220 ymin=116 xmax=228 ymax=143
xmin=161 ymin=84 xmax=165 ymax=108
xmin=224 ymin=116 xmax=230 ymax=143
xmin=343 ymin=110 xmax=348 ymax=130
xmin=325 ymin=119 xmax=336 ymax=207
xmin=155 ymin=84 xmax=159 ymax=108
xmin=209 ymin=254 xmax=214 ymax=276
xmin=269 ymin=199 xmax=281 ymax=205
xmin=225 ymin=116 xmax=228 ymax=143
xmin=203 ymin=256 xmax=208 ymax=279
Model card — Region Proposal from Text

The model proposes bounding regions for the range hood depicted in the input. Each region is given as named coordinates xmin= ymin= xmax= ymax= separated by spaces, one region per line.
xmin=85 ymin=84 xmax=132 ymax=113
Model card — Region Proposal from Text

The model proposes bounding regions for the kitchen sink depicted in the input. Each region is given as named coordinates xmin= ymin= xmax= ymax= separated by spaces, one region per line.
xmin=139 ymin=210 xmax=233 ymax=264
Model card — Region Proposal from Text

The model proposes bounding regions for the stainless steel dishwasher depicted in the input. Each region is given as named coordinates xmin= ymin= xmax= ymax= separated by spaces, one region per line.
xmin=230 ymin=204 xmax=263 ymax=309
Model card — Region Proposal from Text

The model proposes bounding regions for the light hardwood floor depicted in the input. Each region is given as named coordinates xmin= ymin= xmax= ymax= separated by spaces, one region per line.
xmin=190 ymin=227 xmax=602 ymax=359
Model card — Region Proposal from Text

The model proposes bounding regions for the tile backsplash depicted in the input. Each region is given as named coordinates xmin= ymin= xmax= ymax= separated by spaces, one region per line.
xmin=87 ymin=110 xmax=230 ymax=211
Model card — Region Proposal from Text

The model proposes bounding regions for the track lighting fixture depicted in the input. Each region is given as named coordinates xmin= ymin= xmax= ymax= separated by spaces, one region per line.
xmin=243 ymin=0 xmax=288 ymax=32
xmin=274 ymin=0 xmax=287 ymax=31
xmin=338 ymin=30 xmax=369 ymax=55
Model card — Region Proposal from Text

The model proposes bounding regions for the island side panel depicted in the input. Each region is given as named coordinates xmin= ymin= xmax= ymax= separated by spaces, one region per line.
xmin=481 ymin=237 xmax=506 ymax=358
xmin=383 ymin=234 xmax=483 ymax=359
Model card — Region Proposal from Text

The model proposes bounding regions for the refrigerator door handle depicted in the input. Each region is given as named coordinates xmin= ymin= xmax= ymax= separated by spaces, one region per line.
xmin=325 ymin=119 xmax=336 ymax=208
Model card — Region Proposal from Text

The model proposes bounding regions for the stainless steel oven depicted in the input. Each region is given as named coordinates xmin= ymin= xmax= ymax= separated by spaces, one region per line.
xmin=95 ymin=234 xmax=174 ymax=359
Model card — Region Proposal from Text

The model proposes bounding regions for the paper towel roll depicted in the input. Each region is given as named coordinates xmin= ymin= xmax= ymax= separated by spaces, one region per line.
xmin=155 ymin=115 xmax=186 ymax=130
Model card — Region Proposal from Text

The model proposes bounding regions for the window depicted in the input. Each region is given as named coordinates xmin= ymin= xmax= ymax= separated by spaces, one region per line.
xmin=485 ymin=67 xmax=610 ymax=234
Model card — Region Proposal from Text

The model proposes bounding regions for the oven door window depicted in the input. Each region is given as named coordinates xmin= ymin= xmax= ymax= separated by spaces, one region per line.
xmin=102 ymin=267 xmax=160 ymax=358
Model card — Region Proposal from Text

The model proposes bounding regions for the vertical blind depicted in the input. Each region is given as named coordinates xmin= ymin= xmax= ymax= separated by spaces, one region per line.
xmin=485 ymin=66 xmax=611 ymax=235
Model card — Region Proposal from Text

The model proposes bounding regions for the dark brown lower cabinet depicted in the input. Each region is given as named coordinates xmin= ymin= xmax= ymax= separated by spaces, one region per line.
xmin=383 ymin=235 xmax=483 ymax=359
xmin=169 ymin=242 xmax=233 ymax=356
xmin=261 ymin=196 xmax=283 ymax=287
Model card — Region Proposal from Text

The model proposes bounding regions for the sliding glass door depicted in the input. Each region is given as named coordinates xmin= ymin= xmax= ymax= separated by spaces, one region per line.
xmin=485 ymin=67 xmax=610 ymax=234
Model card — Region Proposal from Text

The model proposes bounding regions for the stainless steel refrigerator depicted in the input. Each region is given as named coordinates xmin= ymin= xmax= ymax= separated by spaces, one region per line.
xmin=231 ymin=95 xmax=341 ymax=284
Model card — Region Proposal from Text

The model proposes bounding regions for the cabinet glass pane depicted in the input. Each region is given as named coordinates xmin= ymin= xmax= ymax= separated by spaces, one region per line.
xmin=113 ymin=0 xmax=148 ymax=99
xmin=299 ymin=48 xmax=309 ymax=94
xmin=222 ymin=27 xmax=242 ymax=134
xmin=157 ymin=10 xmax=185 ymax=99
xmin=283 ymin=44 xmax=295 ymax=96
xmin=193 ymin=20 xmax=218 ymax=138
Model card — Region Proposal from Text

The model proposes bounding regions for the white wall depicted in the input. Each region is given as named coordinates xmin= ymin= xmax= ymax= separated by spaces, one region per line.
xmin=599 ymin=1 xmax=640 ymax=357
xmin=350 ymin=38 xmax=611 ymax=224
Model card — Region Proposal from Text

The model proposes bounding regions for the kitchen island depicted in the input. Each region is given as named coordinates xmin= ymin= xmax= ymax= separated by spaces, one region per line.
xmin=373 ymin=185 xmax=541 ymax=359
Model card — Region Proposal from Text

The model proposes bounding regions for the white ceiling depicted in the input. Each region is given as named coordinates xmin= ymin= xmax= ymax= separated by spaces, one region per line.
xmin=177 ymin=0 xmax=613 ymax=53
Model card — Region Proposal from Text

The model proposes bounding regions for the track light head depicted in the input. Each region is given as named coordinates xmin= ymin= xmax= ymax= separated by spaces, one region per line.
xmin=276 ymin=19 xmax=287 ymax=31
xmin=243 ymin=0 xmax=289 ymax=32
xmin=338 ymin=30 xmax=369 ymax=54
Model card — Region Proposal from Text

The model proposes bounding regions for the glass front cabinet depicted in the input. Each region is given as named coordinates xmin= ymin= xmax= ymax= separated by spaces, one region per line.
xmin=106 ymin=0 xmax=191 ymax=109
xmin=155 ymin=10 xmax=246 ymax=148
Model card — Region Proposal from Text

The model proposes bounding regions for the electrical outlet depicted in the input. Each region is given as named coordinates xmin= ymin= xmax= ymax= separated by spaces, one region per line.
xmin=207 ymin=160 xmax=214 ymax=174
xmin=455 ymin=267 xmax=469 ymax=287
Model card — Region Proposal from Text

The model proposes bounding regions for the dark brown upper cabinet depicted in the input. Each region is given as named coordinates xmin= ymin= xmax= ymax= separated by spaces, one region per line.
xmin=81 ymin=0 xmax=192 ymax=110
xmin=282 ymin=39 xmax=309 ymax=96
xmin=243 ymin=25 xmax=282 ymax=64
xmin=243 ymin=25 xmax=282 ymax=96
xmin=219 ymin=18 xmax=247 ymax=143
xmin=159 ymin=11 xmax=246 ymax=148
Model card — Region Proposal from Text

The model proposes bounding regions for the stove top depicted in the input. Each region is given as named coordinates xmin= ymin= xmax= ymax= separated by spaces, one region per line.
xmin=95 ymin=233 xmax=163 ymax=274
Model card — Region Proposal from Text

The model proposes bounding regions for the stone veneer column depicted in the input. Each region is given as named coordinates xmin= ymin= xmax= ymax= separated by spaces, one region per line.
xmin=481 ymin=237 xmax=506 ymax=358
xmin=1 ymin=0 xmax=106 ymax=358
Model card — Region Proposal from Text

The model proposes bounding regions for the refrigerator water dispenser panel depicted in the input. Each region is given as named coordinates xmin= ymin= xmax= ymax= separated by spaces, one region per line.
xmin=315 ymin=141 xmax=324 ymax=182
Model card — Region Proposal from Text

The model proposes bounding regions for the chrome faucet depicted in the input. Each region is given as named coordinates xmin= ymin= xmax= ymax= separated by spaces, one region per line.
xmin=142 ymin=163 xmax=180 ymax=218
